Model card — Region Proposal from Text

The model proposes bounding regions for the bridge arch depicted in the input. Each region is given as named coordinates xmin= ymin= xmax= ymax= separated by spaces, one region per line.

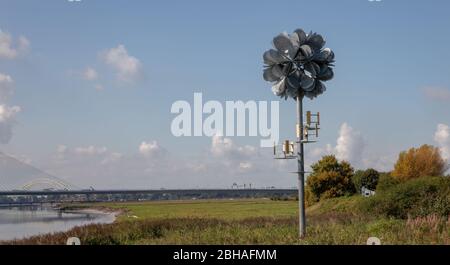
xmin=21 ymin=177 xmax=72 ymax=191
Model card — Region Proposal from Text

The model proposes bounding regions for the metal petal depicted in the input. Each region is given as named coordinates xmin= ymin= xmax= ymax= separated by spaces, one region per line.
xmin=313 ymin=62 xmax=321 ymax=74
xmin=288 ymin=32 xmax=301 ymax=58
xmin=286 ymin=83 xmax=298 ymax=98
xmin=304 ymin=91 xmax=316 ymax=100
xmin=317 ymin=67 xmax=334 ymax=81
xmin=263 ymin=67 xmax=279 ymax=82
xmin=263 ymin=49 xmax=287 ymax=65
xmin=289 ymin=33 xmax=300 ymax=47
xmin=300 ymin=74 xmax=315 ymax=91
xmin=307 ymin=33 xmax=325 ymax=50
xmin=271 ymin=64 xmax=286 ymax=79
xmin=288 ymin=45 xmax=300 ymax=60
xmin=273 ymin=33 xmax=293 ymax=54
xmin=320 ymin=48 xmax=335 ymax=62
xmin=287 ymin=70 xmax=301 ymax=89
xmin=323 ymin=48 xmax=332 ymax=60
xmin=327 ymin=49 xmax=335 ymax=62
xmin=304 ymin=62 xmax=320 ymax=78
xmin=314 ymin=81 xmax=326 ymax=94
xmin=300 ymin=45 xmax=313 ymax=59
xmin=294 ymin=29 xmax=307 ymax=45
xmin=318 ymin=63 xmax=328 ymax=74
xmin=315 ymin=48 xmax=330 ymax=62
xmin=271 ymin=78 xmax=286 ymax=96
xmin=319 ymin=82 xmax=326 ymax=93
xmin=294 ymin=52 xmax=306 ymax=62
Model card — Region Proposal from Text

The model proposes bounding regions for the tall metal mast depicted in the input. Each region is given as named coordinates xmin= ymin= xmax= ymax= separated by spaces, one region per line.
xmin=296 ymin=93 xmax=306 ymax=238
xmin=263 ymin=28 xmax=335 ymax=239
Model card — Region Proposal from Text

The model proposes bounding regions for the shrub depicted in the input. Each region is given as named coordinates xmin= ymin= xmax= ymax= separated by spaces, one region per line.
xmin=392 ymin=144 xmax=447 ymax=181
xmin=305 ymin=187 xmax=317 ymax=206
xmin=306 ymin=155 xmax=355 ymax=203
xmin=376 ymin=173 xmax=400 ymax=192
xmin=360 ymin=176 xmax=450 ymax=219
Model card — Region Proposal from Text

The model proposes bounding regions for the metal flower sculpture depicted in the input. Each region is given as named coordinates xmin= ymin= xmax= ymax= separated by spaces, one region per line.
xmin=263 ymin=29 xmax=335 ymax=99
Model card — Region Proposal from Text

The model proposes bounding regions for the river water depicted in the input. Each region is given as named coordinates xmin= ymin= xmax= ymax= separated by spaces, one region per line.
xmin=0 ymin=206 xmax=116 ymax=241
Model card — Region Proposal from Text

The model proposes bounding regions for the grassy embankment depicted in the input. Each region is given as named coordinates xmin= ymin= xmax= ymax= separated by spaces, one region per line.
xmin=5 ymin=196 xmax=448 ymax=244
xmin=3 ymin=176 xmax=449 ymax=245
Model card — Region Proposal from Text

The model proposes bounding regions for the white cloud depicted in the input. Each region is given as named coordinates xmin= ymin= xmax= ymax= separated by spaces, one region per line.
xmin=102 ymin=45 xmax=142 ymax=82
xmin=101 ymin=152 xmax=123 ymax=165
xmin=335 ymin=123 xmax=365 ymax=166
xmin=304 ymin=124 xmax=396 ymax=172
xmin=0 ymin=39 xmax=28 ymax=143
xmin=0 ymin=73 xmax=21 ymax=144
xmin=239 ymin=162 xmax=253 ymax=171
xmin=42 ymin=136 xmax=293 ymax=189
xmin=0 ymin=30 xmax=29 ymax=59
xmin=18 ymin=36 xmax=30 ymax=53
xmin=74 ymin=145 xmax=108 ymax=156
xmin=362 ymin=154 xmax=396 ymax=172
xmin=422 ymin=86 xmax=450 ymax=102
xmin=211 ymin=134 xmax=234 ymax=156
xmin=309 ymin=144 xmax=333 ymax=159
xmin=211 ymin=134 xmax=257 ymax=158
xmin=0 ymin=73 xmax=14 ymax=102
xmin=57 ymin=144 xmax=68 ymax=154
xmin=82 ymin=67 xmax=98 ymax=81
xmin=0 ymin=104 xmax=21 ymax=144
xmin=434 ymin=123 xmax=450 ymax=161
xmin=139 ymin=141 xmax=163 ymax=156
xmin=55 ymin=144 xmax=68 ymax=160
xmin=56 ymin=144 xmax=116 ymax=162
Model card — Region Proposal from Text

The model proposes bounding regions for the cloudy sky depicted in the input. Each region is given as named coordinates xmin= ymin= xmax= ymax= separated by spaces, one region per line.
xmin=0 ymin=0 xmax=449 ymax=189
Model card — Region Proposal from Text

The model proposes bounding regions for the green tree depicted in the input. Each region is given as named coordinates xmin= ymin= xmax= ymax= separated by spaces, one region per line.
xmin=352 ymin=170 xmax=364 ymax=193
xmin=352 ymin=168 xmax=380 ymax=192
xmin=392 ymin=144 xmax=447 ymax=181
xmin=306 ymin=155 xmax=356 ymax=203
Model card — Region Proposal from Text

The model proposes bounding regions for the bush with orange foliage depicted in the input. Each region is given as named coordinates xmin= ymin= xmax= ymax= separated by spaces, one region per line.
xmin=392 ymin=144 xmax=447 ymax=181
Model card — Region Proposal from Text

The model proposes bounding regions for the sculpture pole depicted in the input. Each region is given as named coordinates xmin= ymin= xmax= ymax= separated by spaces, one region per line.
xmin=263 ymin=28 xmax=335 ymax=239
xmin=297 ymin=92 xmax=306 ymax=238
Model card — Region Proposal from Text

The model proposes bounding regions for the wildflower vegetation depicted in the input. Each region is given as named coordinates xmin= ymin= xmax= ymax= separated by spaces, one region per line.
xmin=2 ymin=144 xmax=449 ymax=245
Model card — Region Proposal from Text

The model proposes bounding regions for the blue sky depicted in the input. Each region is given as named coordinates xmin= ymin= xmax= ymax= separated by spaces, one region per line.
xmin=0 ymin=0 xmax=449 ymax=189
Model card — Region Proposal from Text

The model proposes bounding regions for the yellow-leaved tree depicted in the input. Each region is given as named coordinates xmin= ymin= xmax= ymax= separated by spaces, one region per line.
xmin=392 ymin=144 xmax=447 ymax=181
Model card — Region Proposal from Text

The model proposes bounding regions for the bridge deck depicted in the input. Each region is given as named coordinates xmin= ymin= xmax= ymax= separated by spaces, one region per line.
xmin=0 ymin=189 xmax=297 ymax=196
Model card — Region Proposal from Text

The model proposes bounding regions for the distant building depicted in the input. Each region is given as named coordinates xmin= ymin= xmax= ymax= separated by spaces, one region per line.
xmin=361 ymin=186 xmax=376 ymax=197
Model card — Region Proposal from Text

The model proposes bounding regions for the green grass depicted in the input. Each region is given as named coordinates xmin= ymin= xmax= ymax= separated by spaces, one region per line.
xmin=101 ymin=199 xmax=298 ymax=221
xmin=306 ymin=195 xmax=364 ymax=215
xmin=5 ymin=197 xmax=449 ymax=245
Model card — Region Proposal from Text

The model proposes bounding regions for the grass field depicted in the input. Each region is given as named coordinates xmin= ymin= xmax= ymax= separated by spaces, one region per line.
xmin=110 ymin=199 xmax=297 ymax=221
xmin=5 ymin=197 xmax=449 ymax=245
